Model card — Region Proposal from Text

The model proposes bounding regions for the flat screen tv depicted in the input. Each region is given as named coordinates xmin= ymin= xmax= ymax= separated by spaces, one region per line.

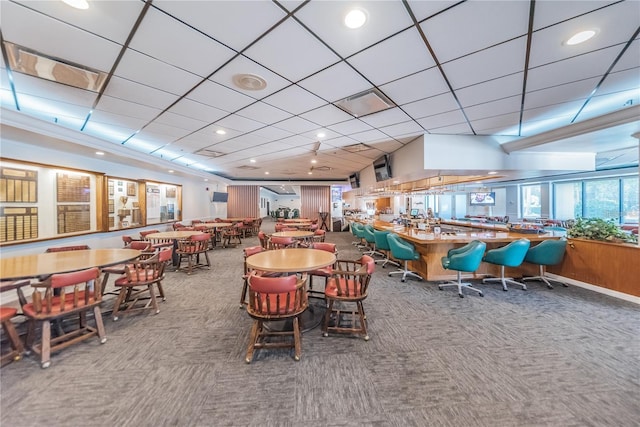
xmin=469 ymin=192 xmax=495 ymax=206
xmin=212 ymin=191 xmax=228 ymax=203
xmin=410 ymin=209 xmax=419 ymax=216
xmin=349 ymin=172 xmax=360 ymax=189
xmin=373 ymin=154 xmax=392 ymax=182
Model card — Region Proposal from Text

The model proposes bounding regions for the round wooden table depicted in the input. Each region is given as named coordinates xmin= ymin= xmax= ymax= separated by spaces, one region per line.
xmin=280 ymin=222 xmax=313 ymax=229
xmin=145 ymin=230 xmax=203 ymax=265
xmin=200 ymin=223 xmax=233 ymax=247
xmin=271 ymin=230 xmax=314 ymax=239
xmin=0 ymin=249 xmax=142 ymax=281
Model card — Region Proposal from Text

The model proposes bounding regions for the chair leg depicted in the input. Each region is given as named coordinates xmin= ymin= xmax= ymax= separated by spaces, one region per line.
xmin=93 ymin=306 xmax=107 ymax=344
xmin=148 ymin=284 xmax=160 ymax=314
xmin=1 ymin=318 xmax=24 ymax=365
xmin=293 ymin=317 xmax=301 ymax=361
xmin=112 ymin=287 xmax=128 ymax=321
xmin=388 ymin=260 xmax=422 ymax=282
xmin=40 ymin=320 xmax=51 ymax=369
xmin=245 ymin=320 xmax=260 ymax=363
xmin=357 ymin=301 xmax=369 ymax=341
xmin=439 ymin=271 xmax=484 ymax=298
xmin=522 ymin=265 xmax=568 ymax=289
xmin=240 ymin=277 xmax=249 ymax=308
xmin=482 ymin=266 xmax=527 ymax=291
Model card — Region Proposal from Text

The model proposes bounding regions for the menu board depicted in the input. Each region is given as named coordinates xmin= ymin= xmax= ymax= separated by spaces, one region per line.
xmin=0 ymin=206 xmax=38 ymax=242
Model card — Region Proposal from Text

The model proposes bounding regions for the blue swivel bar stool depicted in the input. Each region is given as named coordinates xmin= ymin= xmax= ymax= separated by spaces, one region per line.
xmin=373 ymin=229 xmax=400 ymax=268
xmin=362 ymin=224 xmax=385 ymax=259
xmin=522 ymin=238 xmax=568 ymax=289
xmin=386 ymin=233 xmax=422 ymax=282
xmin=482 ymin=238 xmax=531 ymax=291
xmin=439 ymin=240 xmax=487 ymax=297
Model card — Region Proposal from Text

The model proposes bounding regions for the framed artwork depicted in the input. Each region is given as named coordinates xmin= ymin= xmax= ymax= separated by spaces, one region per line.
xmin=108 ymin=181 xmax=114 ymax=196
xmin=165 ymin=187 xmax=177 ymax=198
xmin=127 ymin=182 xmax=136 ymax=196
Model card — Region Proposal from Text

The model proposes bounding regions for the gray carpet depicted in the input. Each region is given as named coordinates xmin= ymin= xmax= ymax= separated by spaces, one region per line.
xmin=1 ymin=221 xmax=639 ymax=427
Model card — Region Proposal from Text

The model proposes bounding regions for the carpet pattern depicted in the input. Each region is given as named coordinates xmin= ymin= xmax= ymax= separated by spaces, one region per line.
xmin=1 ymin=221 xmax=638 ymax=427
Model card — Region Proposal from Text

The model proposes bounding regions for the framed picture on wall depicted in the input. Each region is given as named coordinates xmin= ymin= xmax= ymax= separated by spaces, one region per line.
xmin=166 ymin=187 xmax=176 ymax=198
xmin=126 ymin=182 xmax=136 ymax=196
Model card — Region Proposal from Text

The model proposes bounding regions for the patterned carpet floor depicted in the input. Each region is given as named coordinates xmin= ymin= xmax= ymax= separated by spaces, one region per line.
xmin=1 ymin=221 xmax=638 ymax=427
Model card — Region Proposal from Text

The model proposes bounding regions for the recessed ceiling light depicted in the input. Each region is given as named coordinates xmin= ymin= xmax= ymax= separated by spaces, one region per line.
xmin=62 ymin=0 xmax=89 ymax=10
xmin=308 ymin=171 xmax=313 ymax=175
xmin=216 ymin=129 xmax=226 ymax=135
xmin=168 ymin=170 xmax=174 ymax=173
xmin=565 ymin=29 xmax=598 ymax=45
xmin=311 ymin=159 xmax=317 ymax=164
xmin=95 ymin=151 xmax=104 ymax=156
xmin=317 ymin=132 xmax=326 ymax=138
xmin=204 ymin=179 xmax=208 ymax=182
xmin=265 ymin=171 xmax=269 ymax=175
xmin=488 ymin=171 xmax=497 ymax=175
xmin=344 ymin=9 xmax=367 ymax=29
xmin=250 ymin=159 xmax=256 ymax=163
xmin=232 ymin=73 xmax=267 ymax=91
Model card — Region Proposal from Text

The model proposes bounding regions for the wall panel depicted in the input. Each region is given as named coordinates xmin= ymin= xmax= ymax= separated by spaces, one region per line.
xmin=228 ymin=185 xmax=259 ymax=218
xmin=300 ymin=185 xmax=330 ymax=223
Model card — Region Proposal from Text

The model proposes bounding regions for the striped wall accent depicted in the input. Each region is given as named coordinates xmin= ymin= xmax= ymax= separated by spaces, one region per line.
xmin=227 ymin=185 xmax=259 ymax=218
xmin=300 ymin=185 xmax=331 ymax=222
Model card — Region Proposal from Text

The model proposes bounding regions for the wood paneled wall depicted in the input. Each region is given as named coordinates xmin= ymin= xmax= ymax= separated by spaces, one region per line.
xmin=300 ymin=186 xmax=331 ymax=222
xmin=227 ymin=186 xmax=259 ymax=218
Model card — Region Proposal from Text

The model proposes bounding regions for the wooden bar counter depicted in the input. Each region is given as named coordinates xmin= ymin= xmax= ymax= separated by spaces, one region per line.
xmin=371 ymin=220 xmax=558 ymax=281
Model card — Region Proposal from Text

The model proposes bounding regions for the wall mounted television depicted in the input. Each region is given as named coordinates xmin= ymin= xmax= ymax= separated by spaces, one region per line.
xmin=349 ymin=172 xmax=360 ymax=189
xmin=212 ymin=191 xmax=228 ymax=203
xmin=373 ymin=154 xmax=392 ymax=182
xmin=469 ymin=192 xmax=495 ymax=206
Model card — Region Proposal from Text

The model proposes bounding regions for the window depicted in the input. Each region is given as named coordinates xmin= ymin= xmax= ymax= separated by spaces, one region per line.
xmin=521 ymin=184 xmax=541 ymax=218
xmin=554 ymin=182 xmax=582 ymax=220
xmin=584 ymin=179 xmax=620 ymax=221
xmin=622 ymin=176 xmax=639 ymax=223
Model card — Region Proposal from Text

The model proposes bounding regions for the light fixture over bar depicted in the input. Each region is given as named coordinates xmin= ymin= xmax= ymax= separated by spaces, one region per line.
xmin=3 ymin=41 xmax=108 ymax=92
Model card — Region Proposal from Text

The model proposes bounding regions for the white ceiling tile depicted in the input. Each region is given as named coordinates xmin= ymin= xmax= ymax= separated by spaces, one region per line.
xmin=406 ymin=1 xmax=460 ymax=22
xmin=102 ymin=76 xmax=178 ymax=110
xmin=88 ymin=109 xmax=149 ymax=130
xmin=244 ymin=19 xmax=340 ymax=82
xmin=11 ymin=73 xmax=97 ymax=108
xmin=294 ymin=1 xmax=414 ymax=58
xmin=525 ymin=78 xmax=599 ymax=111
xmin=360 ymin=108 xmax=412 ymax=128
xmin=115 ymin=49 xmax=202 ymax=95
xmin=522 ymin=100 xmax=583 ymax=123
xmin=299 ymin=105 xmax=354 ymax=128
xmin=299 ymin=128 xmax=341 ymax=142
xmin=402 ymin=93 xmax=460 ymax=119
xmin=129 ymin=8 xmax=236 ymax=78
xmin=428 ymin=122 xmax=475 ymax=134
xmin=416 ymin=109 xmax=469 ymax=131
xmin=143 ymin=122 xmax=194 ymax=140
xmin=611 ymin=39 xmax=640 ymax=72
xmin=298 ymin=62 xmax=372 ymax=103
xmin=456 ymin=73 xmax=524 ymax=108
xmin=577 ymin=89 xmax=640 ymax=122
xmin=528 ymin=1 xmax=640 ymax=68
xmin=378 ymin=120 xmax=425 ymax=138
xmin=2 ymin=2 xmax=125 ymax=70
xmin=153 ymin=111 xmax=208 ymax=133
xmin=187 ymin=80 xmax=254 ymax=113
xmin=348 ymin=128 xmax=388 ymax=143
xmin=464 ymin=95 xmax=521 ymax=122
xmin=126 ymin=131 xmax=173 ymax=151
xmin=443 ymin=38 xmax=528 ymax=89
xmin=251 ymin=126 xmax=295 ymax=141
xmin=167 ymin=98 xmax=228 ymax=124
xmin=527 ymin=46 xmax=621 ymax=92
xmin=262 ymin=85 xmax=326 ymax=115
xmin=82 ymin=121 xmax=140 ymax=143
xmin=272 ymin=117 xmax=318 ymax=134
xmin=421 ymin=1 xmax=529 ymax=63
xmin=380 ymin=67 xmax=449 ymax=105
xmin=348 ymin=28 xmax=436 ymax=86
xmin=470 ymin=112 xmax=522 ymax=135
xmin=597 ymin=68 xmax=640 ymax=96
xmin=214 ymin=114 xmax=265 ymax=133
xmin=97 ymin=96 xmax=162 ymax=122
xmin=236 ymin=101 xmax=293 ymax=125
xmin=327 ymin=119 xmax=373 ymax=136
xmin=209 ymin=55 xmax=291 ymax=99
xmin=533 ymin=1 xmax=619 ymax=30
xmin=153 ymin=0 xmax=286 ymax=52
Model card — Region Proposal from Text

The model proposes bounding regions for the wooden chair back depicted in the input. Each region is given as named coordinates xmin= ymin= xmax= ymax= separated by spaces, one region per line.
xmin=269 ymin=236 xmax=297 ymax=249
xmin=247 ymin=273 xmax=308 ymax=318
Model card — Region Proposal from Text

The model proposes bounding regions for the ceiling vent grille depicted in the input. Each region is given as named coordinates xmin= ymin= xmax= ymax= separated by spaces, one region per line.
xmin=196 ymin=149 xmax=226 ymax=158
xmin=236 ymin=165 xmax=260 ymax=170
xmin=343 ymin=143 xmax=372 ymax=153
xmin=334 ymin=88 xmax=395 ymax=117
xmin=4 ymin=41 xmax=108 ymax=92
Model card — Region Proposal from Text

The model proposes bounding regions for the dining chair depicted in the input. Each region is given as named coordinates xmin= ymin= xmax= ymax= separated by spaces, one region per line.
xmin=372 ymin=230 xmax=400 ymax=268
xmin=362 ymin=224 xmax=385 ymax=259
xmin=111 ymin=249 xmax=171 ymax=321
xmin=307 ymin=242 xmax=337 ymax=299
xmin=176 ymin=232 xmax=211 ymax=274
xmin=23 ymin=267 xmax=106 ymax=368
xmin=386 ymin=233 xmax=423 ymax=282
xmin=482 ymin=238 xmax=531 ymax=291
xmin=322 ymin=255 xmax=375 ymax=341
xmin=258 ymin=230 xmax=270 ymax=250
xmin=522 ymin=238 xmax=568 ymax=289
xmin=245 ymin=272 xmax=308 ymax=363
xmin=269 ymin=236 xmax=297 ymax=249
xmin=222 ymin=224 xmax=242 ymax=247
xmin=101 ymin=241 xmax=154 ymax=295
xmin=438 ymin=240 xmax=487 ymax=297
xmin=1 ymin=305 xmax=24 ymax=366
xmin=240 ymin=246 xmax=264 ymax=308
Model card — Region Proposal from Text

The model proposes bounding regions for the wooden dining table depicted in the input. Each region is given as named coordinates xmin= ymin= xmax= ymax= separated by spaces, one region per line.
xmin=145 ymin=230 xmax=203 ymax=265
xmin=0 ymin=248 xmax=142 ymax=282
xmin=271 ymin=230 xmax=314 ymax=246
xmin=199 ymin=222 xmax=233 ymax=247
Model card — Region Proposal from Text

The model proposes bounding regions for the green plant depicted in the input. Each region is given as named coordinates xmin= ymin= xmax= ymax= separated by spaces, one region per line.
xmin=567 ymin=217 xmax=638 ymax=243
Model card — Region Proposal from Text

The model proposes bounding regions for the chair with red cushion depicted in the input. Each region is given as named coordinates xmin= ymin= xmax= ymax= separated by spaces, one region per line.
xmin=176 ymin=233 xmax=211 ymax=274
xmin=101 ymin=241 xmax=154 ymax=295
xmin=245 ymin=273 xmax=308 ymax=363
xmin=23 ymin=267 xmax=106 ymax=368
xmin=258 ymin=231 xmax=270 ymax=250
xmin=307 ymin=242 xmax=337 ymax=299
xmin=269 ymin=236 xmax=297 ymax=250
xmin=322 ymin=255 xmax=375 ymax=341
xmin=1 ymin=306 xmax=24 ymax=366
xmin=111 ymin=249 xmax=172 ymax=321
xmin=222 ymin=224 xmax=242 ymax=247
xmin=240 ymin=246 xmax=284 ymax=308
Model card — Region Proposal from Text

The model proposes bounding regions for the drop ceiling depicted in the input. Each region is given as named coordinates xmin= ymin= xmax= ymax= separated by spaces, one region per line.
xmin=1 ymin=0 xmax=638 ymax=184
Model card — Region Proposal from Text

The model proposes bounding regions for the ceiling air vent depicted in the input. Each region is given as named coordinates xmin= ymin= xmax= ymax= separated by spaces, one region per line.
xmin=334 ymin=88 xmax=395 ymax=117
xmin=343 ymin=143 xmax=372 ymax=153
xmin=4 ymin=41 xmax=108 ymax=92
xmin=196 ymin=149 xmax=226 ymax=158
xmin=236 ymin=165 xmax=260 ymax=170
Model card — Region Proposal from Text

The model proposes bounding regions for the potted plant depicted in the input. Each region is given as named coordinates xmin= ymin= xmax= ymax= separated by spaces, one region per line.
xmin=567 ymin=217 xmax=638 ymax=244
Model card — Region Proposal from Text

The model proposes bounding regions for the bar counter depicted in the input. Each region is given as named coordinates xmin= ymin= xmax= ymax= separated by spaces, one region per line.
xmin=370 ymin=220 xmax=559 ymax=281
